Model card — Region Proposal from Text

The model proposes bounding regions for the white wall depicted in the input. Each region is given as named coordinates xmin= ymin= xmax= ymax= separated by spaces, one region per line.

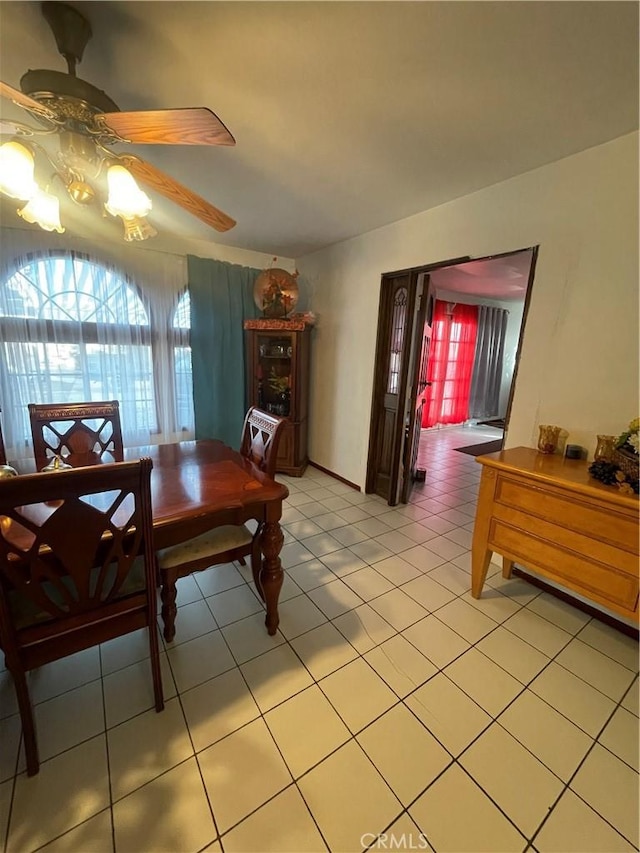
xmin=498 ymin=299 xmax=525 ymax=417
xmin=0 ymin=225 xmax=295 ymax=299
xmin=298 ymin=132 xmax=639 ymax=487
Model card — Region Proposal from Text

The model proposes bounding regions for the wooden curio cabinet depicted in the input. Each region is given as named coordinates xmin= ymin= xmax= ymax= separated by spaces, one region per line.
xmin=244 ymin=319 xmax=312 ymax=476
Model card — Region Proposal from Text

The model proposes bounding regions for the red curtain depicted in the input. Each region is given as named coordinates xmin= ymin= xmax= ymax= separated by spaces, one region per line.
xmin=422 ymin=300 xmax=479 ymax=428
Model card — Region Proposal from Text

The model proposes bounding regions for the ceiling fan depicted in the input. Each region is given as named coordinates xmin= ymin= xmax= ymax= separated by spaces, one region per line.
xmin=0 ymin=1 xmax=236 ymax=240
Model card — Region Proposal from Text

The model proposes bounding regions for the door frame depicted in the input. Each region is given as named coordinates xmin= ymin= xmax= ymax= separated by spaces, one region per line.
xmin=500 ymin=246 xmax=539 ymax=430
xmin=365 ymin=246 xmax=539 ymax=502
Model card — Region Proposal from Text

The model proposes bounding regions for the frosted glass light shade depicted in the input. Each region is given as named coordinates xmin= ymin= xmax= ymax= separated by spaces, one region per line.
xmin=18 ymin=188 xmax=65 ymax=232
xmin=121 ymin=215 xmax=157 ymax=242
xmin=0 ymin=141 xmax=38 ymax=200
xmin=105 ymin=165 xmax=152 ymax=218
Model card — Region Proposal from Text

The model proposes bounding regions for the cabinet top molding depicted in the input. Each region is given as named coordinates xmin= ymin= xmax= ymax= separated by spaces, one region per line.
xmin=244 ymin=318 xmax=308 ymax=331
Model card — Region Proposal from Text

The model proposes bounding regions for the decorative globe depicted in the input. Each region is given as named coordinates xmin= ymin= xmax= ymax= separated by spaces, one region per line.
xmin=0 ymin=464 xmax=18 ymax=479
xmin=253 ymin=268 xmax=299 ymax=318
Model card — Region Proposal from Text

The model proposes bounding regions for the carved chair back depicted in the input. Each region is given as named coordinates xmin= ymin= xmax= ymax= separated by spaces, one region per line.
xmin=28 ymin=400 xmax=124 ymax=471
xmin=239 ymin=406 xmax=286 ymax=479
xmin=0 ymin=457 xmax=163 ymax=774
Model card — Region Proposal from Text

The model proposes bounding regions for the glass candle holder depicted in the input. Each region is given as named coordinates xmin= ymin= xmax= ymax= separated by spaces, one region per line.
xmin=594 ymin=435 xmax=617 ymax=462
xmin=537 ymin=425 xmax=561 ymax=454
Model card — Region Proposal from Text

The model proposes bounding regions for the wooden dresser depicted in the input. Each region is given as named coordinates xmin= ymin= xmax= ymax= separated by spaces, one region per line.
xmin=472 ymin=446 xmax=639 ymax=622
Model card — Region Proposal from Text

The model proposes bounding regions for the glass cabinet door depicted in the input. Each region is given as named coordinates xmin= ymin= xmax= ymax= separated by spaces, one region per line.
xmin=244 ymin=322 xmax=310 ymax=476
xmin=256 ymin=333 xmax=293 ymax=417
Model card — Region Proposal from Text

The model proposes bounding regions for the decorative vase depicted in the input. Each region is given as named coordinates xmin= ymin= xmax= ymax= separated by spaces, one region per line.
xmin=537 ymin=425 xmax=561 ymax=454
xmin=594 ymin=435 xmax=617 ymax=463
xmin=280 ymin=389 xmax=290 ymax=416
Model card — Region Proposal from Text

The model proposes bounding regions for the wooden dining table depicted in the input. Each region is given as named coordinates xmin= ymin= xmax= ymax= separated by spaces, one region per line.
xmin=12 ymin=440 xmax=290 ymax=641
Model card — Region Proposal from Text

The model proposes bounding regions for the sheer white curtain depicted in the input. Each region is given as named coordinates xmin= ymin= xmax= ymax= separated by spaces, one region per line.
xmin=0 ymin=228 xmax=193 ymax=462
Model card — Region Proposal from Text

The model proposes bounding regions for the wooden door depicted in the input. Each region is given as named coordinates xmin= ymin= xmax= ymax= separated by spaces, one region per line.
xmin=400 ymin=312 xmax=432 ymax=504
xmin=366 ymin=256 xmax=469 ymax=504
xmin=365 ymin=270 xmax=420 ymax=502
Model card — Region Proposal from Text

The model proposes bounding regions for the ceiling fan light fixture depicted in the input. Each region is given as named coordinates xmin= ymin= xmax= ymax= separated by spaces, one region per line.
xmin=1 ymin=2 xmax=237 ymax=240
xmin=18 ymin=187 xmax=65 ymax=232
xmin=105 ymin=164 xmax=152 ymax=219
xmin=0 ymin=141 xmax=38 ymax=200
xmin=120 ymin=214 xmax=157 ymax=242
xmin=67 ymin=179 xmax=95 ymax=205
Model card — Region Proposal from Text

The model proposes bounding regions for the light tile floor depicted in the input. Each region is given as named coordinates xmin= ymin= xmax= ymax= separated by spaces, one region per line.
xmin=1 ymin=426 xmax=638 ymax=852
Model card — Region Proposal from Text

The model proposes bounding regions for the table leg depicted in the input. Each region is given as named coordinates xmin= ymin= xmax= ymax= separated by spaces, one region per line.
xmin=259 ymin=520 xmax=284 ymax=635
xmin=471 ymin=467 xmax=497 ymax=599
xmin=160 ymin=567 xmax=178 ymax=643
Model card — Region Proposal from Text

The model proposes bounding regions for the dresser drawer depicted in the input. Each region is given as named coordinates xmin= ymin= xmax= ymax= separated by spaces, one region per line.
xmin=491 ymin=503 xmax=638 ymax=575
xmin=495 ymin=475 xmax=638 ymax=553
xmin=489 ymin=519 xmax=639 ymax=614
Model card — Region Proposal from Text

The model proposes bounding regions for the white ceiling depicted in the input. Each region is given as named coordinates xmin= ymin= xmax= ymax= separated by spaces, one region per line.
xmin=431 ymin=250 xmax=534 ymax=302
xmin=0 ymin=1 xmax=638 ymax=259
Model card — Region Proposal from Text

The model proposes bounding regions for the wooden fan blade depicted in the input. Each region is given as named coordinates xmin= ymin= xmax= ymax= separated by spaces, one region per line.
xmin=98 ymin=108 xmax=235 ymax=146
xmin=118 ymin=154 xmax=236 ymax=232
xmin=0 ymin=81 xmax=57 ymax=120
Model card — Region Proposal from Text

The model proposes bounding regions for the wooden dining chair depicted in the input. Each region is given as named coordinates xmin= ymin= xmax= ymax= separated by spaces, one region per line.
xmin=239 ymin=406 xmax=285 ymax=478
xmin=0 ymin=458 xmax=164 ymax=775
xmin=156 ymin=407 xmax=286 ymax=641
xmin=28 ymin=400 xmax=124 ymax=471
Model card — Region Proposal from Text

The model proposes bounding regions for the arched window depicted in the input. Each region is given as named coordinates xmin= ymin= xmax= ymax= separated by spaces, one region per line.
xmin=0 ymin=253 xmax=163 ymax=453
xmin=172 ymin=290 xmax=194 ymax=432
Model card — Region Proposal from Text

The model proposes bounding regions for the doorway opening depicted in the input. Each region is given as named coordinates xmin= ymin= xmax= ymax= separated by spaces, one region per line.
xmin=365 ymin=246 xmax=538 ymax=505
